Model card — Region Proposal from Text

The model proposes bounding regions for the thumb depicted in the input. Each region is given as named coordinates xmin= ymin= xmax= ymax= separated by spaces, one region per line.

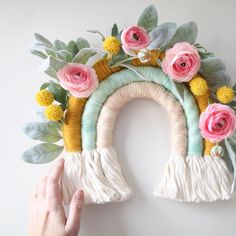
xmin=65 ymin=190 xmax=84 ymax=235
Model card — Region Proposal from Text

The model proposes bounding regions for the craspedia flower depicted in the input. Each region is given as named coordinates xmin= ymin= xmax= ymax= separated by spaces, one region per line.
xmin=216 ymin=86 xmax=234 ymax=104
xmin=189 ymin=76 xmax=208 ymax=96
xmin=103 ymin=36 xmax=121 ymax=55
xmin=45 ymin=104 xmax=64 ymax=121
xmin=36 ymin=90 xmax=54 ymax=106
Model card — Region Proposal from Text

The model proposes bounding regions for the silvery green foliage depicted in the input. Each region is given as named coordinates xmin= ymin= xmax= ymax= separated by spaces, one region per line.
xmin=148 ymin=22 xmax=177 ymax=50
xmin=73 ymin=48 xmax=97 ymax=64
xmin=22 ymin=143 xmax=63 ymax=164
xmin=30 ymin=33 xmax=96 ymax=79
xmin=22 ymin=122 xmax=62 ymax=143
xmin=138 ymin=5 xmax=158 ymax=32
xmin=200 ymin=58 xmax=231 ymax=88
xmin=194 ymin=43 xmax=215 ymax=59
xmin=165 ymin=22 xmax=198 ymax=49
xmin=224 ymin=135 xmax=236 ymax=191
xmin=39 ymin=56 xmax=66 ymax=79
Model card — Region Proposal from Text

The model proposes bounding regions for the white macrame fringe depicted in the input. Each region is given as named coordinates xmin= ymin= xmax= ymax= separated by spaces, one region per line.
xmin=61 ymin=147 xmax=132 ymax=204
xmin=154 ymin=155 xmax=234 ymax=202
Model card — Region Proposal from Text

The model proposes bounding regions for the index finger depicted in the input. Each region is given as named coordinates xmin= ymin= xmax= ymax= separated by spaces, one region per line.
xmin=47 ymin=158 xmax=65 ymax=183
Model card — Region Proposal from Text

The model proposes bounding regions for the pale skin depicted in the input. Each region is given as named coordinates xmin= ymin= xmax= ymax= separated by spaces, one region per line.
xmin=28 ymin=159 xmax=83 ymax=236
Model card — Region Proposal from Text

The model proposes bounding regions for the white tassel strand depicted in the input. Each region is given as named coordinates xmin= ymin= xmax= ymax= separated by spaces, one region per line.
xmin=155 ymin=155 xmax=233 ymax=202
xmin=61 ymin=147 xmax=132 ymax=204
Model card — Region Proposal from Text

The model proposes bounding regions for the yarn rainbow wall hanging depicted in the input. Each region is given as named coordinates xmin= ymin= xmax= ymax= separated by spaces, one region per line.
xmin=22 ymin=5 xmax=236 ymax=204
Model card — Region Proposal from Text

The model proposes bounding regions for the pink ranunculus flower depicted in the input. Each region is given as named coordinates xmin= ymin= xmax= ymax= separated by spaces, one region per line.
xmin=162 ymin=42 xmax=201 ymax=82
xmin=199 ymin=103 xmax=236 ymax=143
xmin=121 ymin=26 xmax=150 ymax=56
xmin=57 ymin=63 xmax=98 ymax=98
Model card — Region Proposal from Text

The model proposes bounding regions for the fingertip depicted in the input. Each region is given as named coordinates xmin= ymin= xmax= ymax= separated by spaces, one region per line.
xmin=77 ymin=190 xmax=84 ymax=201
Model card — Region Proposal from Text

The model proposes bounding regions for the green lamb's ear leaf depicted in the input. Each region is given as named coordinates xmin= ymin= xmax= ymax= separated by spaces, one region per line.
xmin=55 ymin=50 xmax=73 ymax=62
xmin=48 ymin=83 xmax=68 ymax=109
xmin=22 ymin=122 xmax=62 ymax=142
xmin=21 ymin=143 xmax=63 ymax=164
xmin=166 ymin=21 xmax=198 ymax=48
xmin=39 ymin=56 xmax=66 ymax=79
xmin=224 ymin=137 xmax=236 ymax=191
xmin=53 ymin=40 xmax=68 ymax=51
xmin=200 ymin=58 xmax=226 ymax=73
xmin=34 ymin=33 xmax=53 ymax=48
xmin=138 ymin=5 xmax=158 ymax=32
xmin=76 ymin=38 xmax=90 ymax=51
xmin=111 ymin=23 xmax=119 ymax=37
xmin=199 ymin=57 xmax=231 ymax=88
xmin=147 ymin=22 xmax=177 ymax=50
xmin=68 ymin=40 xmax=79 ymax=57
xmin=72 ymin=48 xmax=97 ymax=64
xmin=30 ymin=49 xmax=48 ymax=59
xmin=203 ymin=71 xmax=231 ymax=89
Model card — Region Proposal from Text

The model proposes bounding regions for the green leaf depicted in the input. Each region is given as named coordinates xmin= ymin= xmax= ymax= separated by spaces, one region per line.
xmin=229 ymin=101 xmax=236 ymax=107
xmin=137 ymin=5 xmax=158 ymax=32
xmin=203 ymin=71 xmax=231 ymax=89
xmin=68 ymin=40 xmax=79 ymax=56
xmin=111 ymin=23 xmax=118 ymax=37
xmin=21 ymin=143 xmax=63 ymax=164
xmin=54 ymin=40 xmax=67 ymax=51
xmin=22 ymin=122 xmax=62 ymax=142
xmin=30 ymin=49 xmax=47 ymax=59
xmin=199 ymin=57 xmax=231 ymax=88
xmin=39 ymin=56 xmax=66 ymax=79
xmin=48 ymin=83 xmax=68 ymax=109
xmin=166 ymin=22 xmax=198 ymax=48
xmin=224 ymin=137 xmax=236 ymax=191
xmin=76 ymin=38 xmax=90 ymax=51
xmin=233 ymin=83 xmax=236 ymax=91
xmin=55 ymin=50 xmax=73 ymax=62
xmin=148 ymin=22 xmax=177 ymax=50
xmin=34 ymin=33 xmax=53 ymax=48
xmin=200 ymin=58 xmax=226 ymax=73
xmin=40 ymin=82 xmax=51 ymax=90
xmin=72 ymin=48 xmax=97 ymax=64
xmin=108 ymin=53 xmax=130 ymax=67
xmin=45 ymin=48 xmax=56 ymax=57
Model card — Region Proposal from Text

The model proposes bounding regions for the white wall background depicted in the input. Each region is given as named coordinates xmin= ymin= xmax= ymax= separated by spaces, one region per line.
xmin=1 ymin=0 xmax=236 ymax=235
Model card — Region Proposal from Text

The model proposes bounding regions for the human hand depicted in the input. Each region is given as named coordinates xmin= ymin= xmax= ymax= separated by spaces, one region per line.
xmin=28 ymin=159 xmax=84 ymax=236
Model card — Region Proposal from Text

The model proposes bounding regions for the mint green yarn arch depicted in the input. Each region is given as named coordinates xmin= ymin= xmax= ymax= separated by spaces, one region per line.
xmin=82 ymin=66 xmax=203 ymax=156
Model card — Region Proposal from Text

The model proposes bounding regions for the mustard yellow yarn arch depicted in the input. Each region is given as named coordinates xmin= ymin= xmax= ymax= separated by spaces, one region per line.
xmin=61 ymin=59 xmax=233 ymax=204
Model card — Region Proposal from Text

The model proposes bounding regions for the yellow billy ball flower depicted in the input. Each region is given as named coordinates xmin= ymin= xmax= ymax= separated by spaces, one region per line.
xmin=45 ymin=104 xmax=64 ymax=121
xmin=36 ymin=90 xmax=54 ymax=106
xmin=103 ymin=36 xmax=121 ymax=55
xmin=189 ymin=76 xmax=208 ymax=96
xmin=216 ymin=86 xmax=234 ymax=104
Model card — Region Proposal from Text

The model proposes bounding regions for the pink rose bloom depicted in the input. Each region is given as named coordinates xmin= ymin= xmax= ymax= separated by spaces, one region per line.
xmin=199 ymin=103 xmax=236 ymax=143
xmin=162 ymin=42 xmax=201 ymax=82
xmin=121 ymin=26 xmax=150 ymax=56
xmin=57 ymin=63 xmax=98 ymax=98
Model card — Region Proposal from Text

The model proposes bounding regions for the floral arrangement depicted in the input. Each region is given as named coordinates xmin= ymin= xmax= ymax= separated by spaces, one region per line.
xmin=22 ymin=5 xmax=236 ymax=203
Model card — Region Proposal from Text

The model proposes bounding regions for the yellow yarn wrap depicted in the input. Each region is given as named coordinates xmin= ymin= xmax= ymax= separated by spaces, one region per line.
xmin=192 ymin=91 xmax=215 ymax=155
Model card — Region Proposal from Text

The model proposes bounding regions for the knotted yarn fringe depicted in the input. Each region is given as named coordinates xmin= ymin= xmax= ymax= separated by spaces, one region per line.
xmin=61 ymin=147 xmax=132 ymax=204
xmin=154 ymin=155 xmax=234 ymax=202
